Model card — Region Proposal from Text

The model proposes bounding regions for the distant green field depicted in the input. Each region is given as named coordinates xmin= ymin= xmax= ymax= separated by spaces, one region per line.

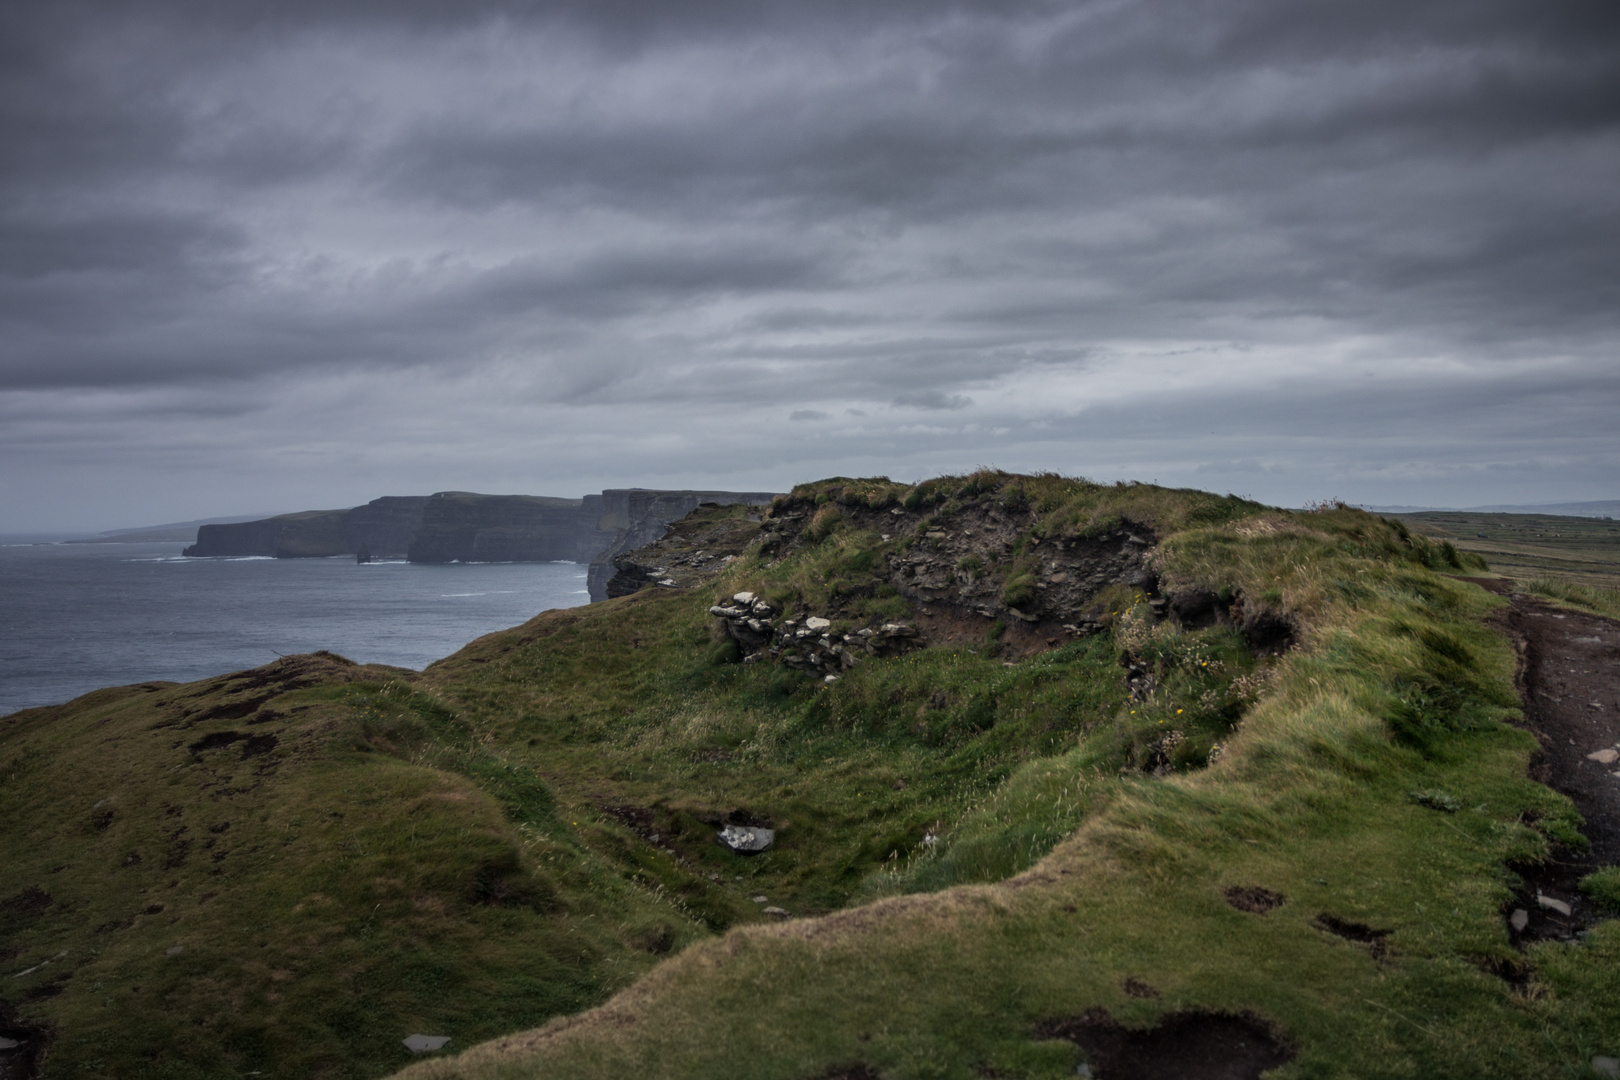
xmin=1393 ymin=510 xmax=1620 ymax=585
xmin=1393 ymin=510 xmax=1620 ymax=618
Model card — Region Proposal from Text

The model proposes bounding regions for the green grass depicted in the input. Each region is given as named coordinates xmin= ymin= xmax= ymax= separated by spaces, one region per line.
xmin=5 ymin=476 xmax=1618 ymax=1080
xmin=1521 ymin=577 xmax=1620 ymax=621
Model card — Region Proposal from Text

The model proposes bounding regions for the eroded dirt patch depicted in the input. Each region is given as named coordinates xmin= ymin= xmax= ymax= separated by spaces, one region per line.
xmin=0 ymin=888 xmax=51 ymax=923
xmin=1121 ymin=977 xmax=1161 ymax=999
xmin=1314 ymin=913 xmax=1390 ymax=959
xmin=1038 ymin=1008 xmax=1293 ymax=1080
xmin=1470 ymin=579 xmax=1620 ymax=942
xmin=1224 ymin=885 xmax=1285 ymax=914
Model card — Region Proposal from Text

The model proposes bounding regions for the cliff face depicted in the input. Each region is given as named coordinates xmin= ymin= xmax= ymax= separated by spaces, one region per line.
xmin=406 ymin=493 xmax=589 ymax=563
xmin=181 ymin=489 xmax=780 ymax=591
xmin=584 ymin=490 xmax=781 ymax=600
xmin=183 ymin=497 xmax=430 ymax=558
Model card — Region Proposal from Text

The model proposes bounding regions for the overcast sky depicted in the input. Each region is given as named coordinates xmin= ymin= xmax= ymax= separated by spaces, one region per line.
xmin=3 ymin=0 xmax=1617 ymax=530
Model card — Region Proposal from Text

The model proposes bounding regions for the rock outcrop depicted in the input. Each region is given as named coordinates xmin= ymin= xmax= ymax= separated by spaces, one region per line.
xmin=607 ymin=479 xmax=1178 ymax=675
xmin=584 ymin=490 xmax=780 ymax=600
xmin=603 ymin=502 xmax=770 ymax=598
xmin=708 ymin=593 xmax=924 ymax=679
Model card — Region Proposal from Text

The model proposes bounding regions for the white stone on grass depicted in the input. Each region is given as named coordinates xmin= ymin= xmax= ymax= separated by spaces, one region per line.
xmin=718 ymin=825 xmax=775 ymax=853
xmin=1537 ymin=894 xmax=1572 ymax=916
xmin=403 ymin=1035 xmax=451 ymax=1053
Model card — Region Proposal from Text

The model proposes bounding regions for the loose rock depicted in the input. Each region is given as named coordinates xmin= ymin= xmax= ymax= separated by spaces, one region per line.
xmin=403 ymin=1035 xmax=451 ymax=1053
xmin=1537 ymin=894 xmax=1573 ymax=917
xmin=718 ymin=825 xmax=775 ymax=854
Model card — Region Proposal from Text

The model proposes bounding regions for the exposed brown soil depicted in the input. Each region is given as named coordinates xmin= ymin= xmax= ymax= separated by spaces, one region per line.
xmin=0 ymin=889 xmax=51 ymax=922
xmin=1314 ymin=913 xmax=1391 ymax=960
xmin=1467 ymin=578 xmax=1620 ymax=942
xmin=1223 ymin=885 xmax=1285 ymax=914
xmin=1037 ymin=1008 xmax=1293 ymax=1080
xmin=1121 ymin=977 xmax=1162 ymax=999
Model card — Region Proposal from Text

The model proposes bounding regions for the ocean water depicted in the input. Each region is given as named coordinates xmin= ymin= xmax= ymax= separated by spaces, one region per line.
xmin=0 ymin=540 xmax=591 ymax=716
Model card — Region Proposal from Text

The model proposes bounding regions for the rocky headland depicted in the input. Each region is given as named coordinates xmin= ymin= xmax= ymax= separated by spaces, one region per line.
xmin=182 ymin=489 xmax=779 ymax=599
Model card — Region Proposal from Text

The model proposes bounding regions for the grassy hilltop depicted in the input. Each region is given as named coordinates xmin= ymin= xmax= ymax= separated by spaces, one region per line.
xmin=2 ymin=472 xmax=1617 ymax=1079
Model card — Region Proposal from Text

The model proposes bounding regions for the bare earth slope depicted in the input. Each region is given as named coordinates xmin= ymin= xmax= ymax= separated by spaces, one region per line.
xmin=1473 ymin=579 xmax=1620 ymax=944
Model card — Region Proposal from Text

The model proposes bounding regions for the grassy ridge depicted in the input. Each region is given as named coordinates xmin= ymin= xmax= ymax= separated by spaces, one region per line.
xmin=4 ymin=475 xmax=1615 ymax=1079
xmin=0 ymin=655 xmax=703 ymax=1078
xmin=387 ymin=487 xmax=1617 ymax=1079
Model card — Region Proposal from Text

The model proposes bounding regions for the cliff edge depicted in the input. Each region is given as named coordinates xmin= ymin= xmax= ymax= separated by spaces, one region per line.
xmin=181 ymin=488 xmax=780 ymax=598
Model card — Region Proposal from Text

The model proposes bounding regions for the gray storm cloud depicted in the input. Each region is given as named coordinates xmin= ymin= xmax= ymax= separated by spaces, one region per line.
xmin=1 ymin=0 xmax=1616 ymax=529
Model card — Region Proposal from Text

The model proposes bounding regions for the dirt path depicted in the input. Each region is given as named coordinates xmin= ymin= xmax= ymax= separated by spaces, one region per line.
xmin=1469 ymin=578 xmax=1620 ymax=942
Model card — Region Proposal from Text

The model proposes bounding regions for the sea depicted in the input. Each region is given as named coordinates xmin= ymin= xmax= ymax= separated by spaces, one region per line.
xmin=0 ymin=539 xmax=591 ymax=716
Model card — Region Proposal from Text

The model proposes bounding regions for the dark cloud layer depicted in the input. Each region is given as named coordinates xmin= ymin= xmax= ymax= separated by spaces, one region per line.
xmin=1 ymin=0 xmax=1616 ymax=529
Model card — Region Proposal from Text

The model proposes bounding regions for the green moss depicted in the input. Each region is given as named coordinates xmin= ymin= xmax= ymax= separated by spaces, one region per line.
xmin=1580 ymin=867 xmax=1620 ymax=914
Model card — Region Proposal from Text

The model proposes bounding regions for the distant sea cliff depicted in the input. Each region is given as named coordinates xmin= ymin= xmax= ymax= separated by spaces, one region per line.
xmin=182 ymin=488 xmax=780 ymax=600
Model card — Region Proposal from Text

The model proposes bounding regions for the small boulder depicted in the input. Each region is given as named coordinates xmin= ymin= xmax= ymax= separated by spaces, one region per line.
xmin=733 ymin=591 xmax=757 ymax=605
xmin=403 ymin=1035 xmax=451 ymax=1053
xmin=1587 ymin=748 xmax=1619 ymax=765
xmin=805 ymin=616 xmax=832 ymax=631
xmin=1510 ymin=909 xmax=1529 ymax=932
xmin=762 ymin=906 xmax=788 ymax=917
xmin=1593 ymin=1056 xmax=1620 ymax=1080
xmin=718 ymin=825 xmax=775 ymax=854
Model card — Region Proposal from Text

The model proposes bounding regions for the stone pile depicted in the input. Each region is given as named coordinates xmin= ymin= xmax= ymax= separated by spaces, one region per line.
xmin=709 ymin=591 xmax=923 ymax=679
